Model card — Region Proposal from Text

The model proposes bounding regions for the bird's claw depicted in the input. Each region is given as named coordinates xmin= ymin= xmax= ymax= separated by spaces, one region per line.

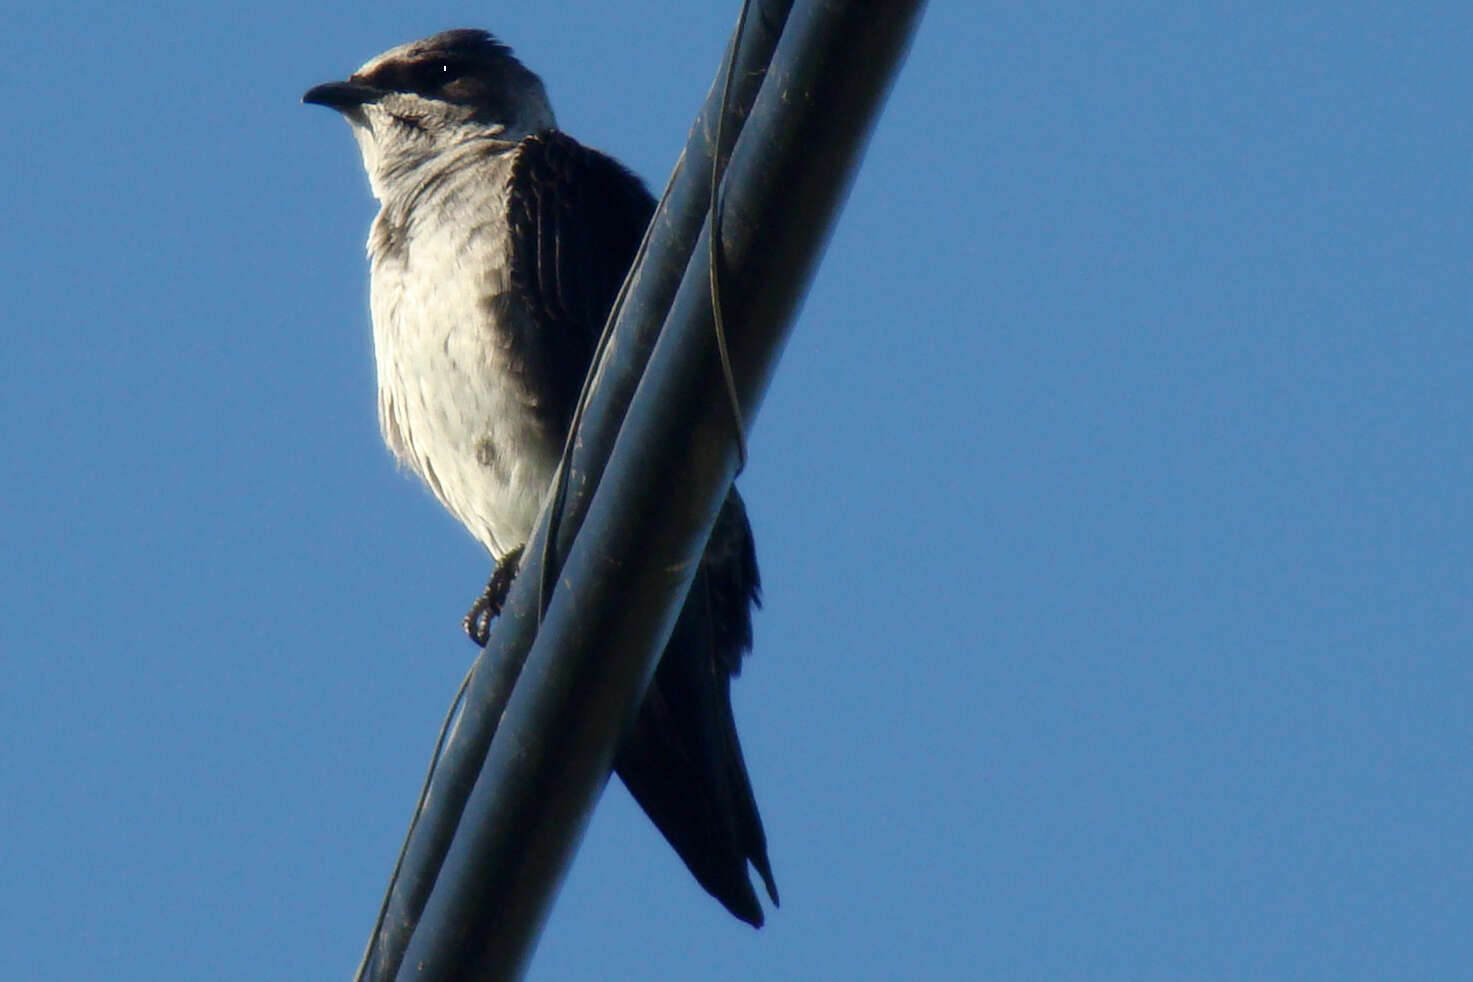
xmin=462 ymin=545 xmax=524 ymax=646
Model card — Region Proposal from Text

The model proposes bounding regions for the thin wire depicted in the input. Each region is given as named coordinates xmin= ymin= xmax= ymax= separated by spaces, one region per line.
xmin=537 ymin=0 xmax=757 ymax=613
xmin=352 ymin=662 xmax=476 ymax=982
xmin=708 ymin=0 xmax=754 ymax=473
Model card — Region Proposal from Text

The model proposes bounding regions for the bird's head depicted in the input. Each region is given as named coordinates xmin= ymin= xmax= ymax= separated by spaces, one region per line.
xmin=303 ymin=30 xmax=555 ymax=196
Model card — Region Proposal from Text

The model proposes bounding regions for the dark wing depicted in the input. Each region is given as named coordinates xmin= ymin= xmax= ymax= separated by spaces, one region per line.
xmin=508 ymin=130 xmax=777 ymax=925
xmin=506 ymin=131 xmax=655 ymax=433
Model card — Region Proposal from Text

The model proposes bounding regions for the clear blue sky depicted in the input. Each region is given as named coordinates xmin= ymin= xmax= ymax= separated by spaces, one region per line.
xmin=4 ymin=3 xmax=1469 ymax=979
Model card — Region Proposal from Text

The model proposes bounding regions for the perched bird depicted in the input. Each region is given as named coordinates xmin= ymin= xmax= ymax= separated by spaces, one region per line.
xmin=304 ymin=29 xmax=777 ymax=926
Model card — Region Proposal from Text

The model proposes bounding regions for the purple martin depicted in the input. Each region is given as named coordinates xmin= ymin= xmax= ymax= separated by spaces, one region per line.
xmin=304 ymin=29 xmax=776 ymax=925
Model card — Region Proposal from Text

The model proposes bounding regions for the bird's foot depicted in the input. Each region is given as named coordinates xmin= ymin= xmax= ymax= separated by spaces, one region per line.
xmin=462 ymin=545 xmax=525 ymax=646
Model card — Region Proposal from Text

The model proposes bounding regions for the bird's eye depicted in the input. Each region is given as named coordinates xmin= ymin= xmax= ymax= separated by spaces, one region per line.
xmin=425 ymin=60 xmax=464 ymax=89
xmin=395 ymin=58 xmax=467 ymax=95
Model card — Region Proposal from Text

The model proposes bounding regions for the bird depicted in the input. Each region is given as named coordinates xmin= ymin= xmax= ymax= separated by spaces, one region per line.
xmin=303 ymin=29 xmax=777 ymax=926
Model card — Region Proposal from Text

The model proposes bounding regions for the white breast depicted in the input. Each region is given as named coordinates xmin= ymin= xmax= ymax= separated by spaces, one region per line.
xmin=367 ymin=149 xmax=559 ymax=560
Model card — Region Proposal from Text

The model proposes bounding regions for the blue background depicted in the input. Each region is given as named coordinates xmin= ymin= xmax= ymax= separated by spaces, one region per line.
xmin=4 ymin=2 xmax=1469 ymax=979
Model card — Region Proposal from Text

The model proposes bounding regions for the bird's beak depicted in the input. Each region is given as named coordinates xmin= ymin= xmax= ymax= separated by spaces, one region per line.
xmin=302 ymin=79 xmax=384 ymax=111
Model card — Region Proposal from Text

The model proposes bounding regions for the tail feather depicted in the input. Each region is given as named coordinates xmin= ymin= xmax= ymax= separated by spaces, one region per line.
xmin=612 ymin=492 xmax=776 ymax=925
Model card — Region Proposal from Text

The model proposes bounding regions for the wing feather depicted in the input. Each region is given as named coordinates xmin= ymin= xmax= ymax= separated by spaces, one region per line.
xmin=505 ymin=130 xmax=776 ymax=924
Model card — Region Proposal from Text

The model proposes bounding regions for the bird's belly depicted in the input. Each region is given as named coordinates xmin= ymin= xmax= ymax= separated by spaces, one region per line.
xmin=370 ymin=231 xmax=558 ymax=560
